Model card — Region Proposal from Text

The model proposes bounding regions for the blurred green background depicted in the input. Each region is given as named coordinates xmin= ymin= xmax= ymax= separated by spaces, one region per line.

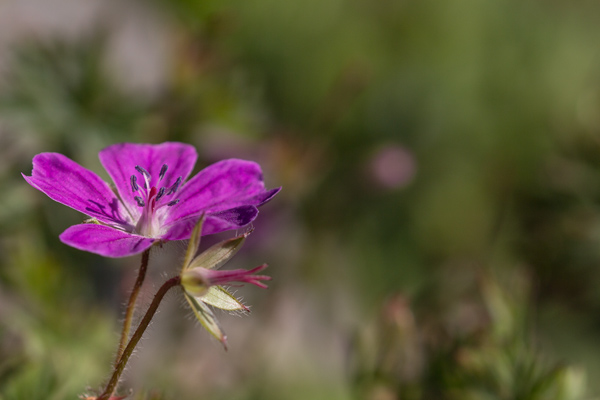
xmin=2 ymin=0 xmax=600 ymax=398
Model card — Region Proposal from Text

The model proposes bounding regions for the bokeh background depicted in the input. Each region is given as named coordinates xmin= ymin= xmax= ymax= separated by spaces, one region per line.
xmin=2 ymin=0 xmax=600 ymax=399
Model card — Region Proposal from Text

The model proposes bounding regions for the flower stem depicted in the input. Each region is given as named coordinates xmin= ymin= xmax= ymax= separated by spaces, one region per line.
xmin=114 ymin=248 xmax=150 ymax=367
xmin=98 ymin=276 xmax=181 ymax=400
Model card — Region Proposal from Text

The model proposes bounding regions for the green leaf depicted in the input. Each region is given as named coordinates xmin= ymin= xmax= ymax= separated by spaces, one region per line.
xmin=182 ymin=214 xmax=206 ymax=271
xmin=200 ymin=286 xmax=249 ymax=312
xmin=188 ymin=233 xmax=247 ymax=271
xmin=184 ymin=293 xmax=228 ymax=349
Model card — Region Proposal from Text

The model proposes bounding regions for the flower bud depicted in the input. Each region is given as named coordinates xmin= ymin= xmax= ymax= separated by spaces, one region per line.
xmin=181 ymin=264 xmax=271 ymax=297
xmin=181 ymin=268 xmax=211 ymax=296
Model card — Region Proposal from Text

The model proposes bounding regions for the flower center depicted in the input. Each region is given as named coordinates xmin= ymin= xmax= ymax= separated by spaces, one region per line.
xmin=130 ymin=164 xmax=181 ymax=237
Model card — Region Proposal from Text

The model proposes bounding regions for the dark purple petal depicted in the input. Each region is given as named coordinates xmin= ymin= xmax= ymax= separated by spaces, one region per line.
xmin=22 ymin=153 xmax=133 ymax=227
xmin=255 ymin=186 xmax=282 ymax=206
xmin=99 ymin=142 xmax=197 ymax=217
xmin=211 ymin=205 xmax=259 ymax=226
xmin=163 ymin=205 xmax=259 ymax=241
xmin=164 ymin=159 xmax=277 ymax=227
xmin=60 ymin=224 xmax=155 ymax=257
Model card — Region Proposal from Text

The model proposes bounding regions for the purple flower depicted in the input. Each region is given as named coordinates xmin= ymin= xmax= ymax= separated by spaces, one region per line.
xmin=23 ymin=142 xmax=280 ymax=257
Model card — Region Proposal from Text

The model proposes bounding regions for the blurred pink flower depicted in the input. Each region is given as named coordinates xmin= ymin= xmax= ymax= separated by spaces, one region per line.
xmin=369 ymin=145 xmax=416 ymax=189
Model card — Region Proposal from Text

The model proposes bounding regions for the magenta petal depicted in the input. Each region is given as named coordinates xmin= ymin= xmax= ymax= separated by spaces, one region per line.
xmin=60 ymin=224 xmax=155 ymax=257
xmin=99 ymin=142 xmax=197 ymax=217
xmin=164 ymin=159 xmax=276 ymax=226
xmin=23 ymin=153 xmax=133 ymax=227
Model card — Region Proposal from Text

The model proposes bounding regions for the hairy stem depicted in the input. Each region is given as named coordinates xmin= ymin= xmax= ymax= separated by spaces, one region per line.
xmin=98 ymin=276 xmax=181 ymax=400
xmin=114 ymin=249 xmax=151 ymax=367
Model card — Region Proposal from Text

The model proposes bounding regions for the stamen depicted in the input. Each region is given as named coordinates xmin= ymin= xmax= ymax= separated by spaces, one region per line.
xmin=134 ymin=196 xmax=145 ymax=207
xmin=156 ymin=187 xmax=166 ymax=201
xmin=159 ymin=164 xmax=168 ymax=180
xmin=167 ymin=177 xmax=182 ymax=195
xmin=167 ymin=199 xmax=180 ymax=207
xmin=135 ymin=165 xmax=150 ymax=189
xmin=130 ymin=175 xmax=139 ymax=192
xmin=135 ymin=165 xmax=150 ymax=179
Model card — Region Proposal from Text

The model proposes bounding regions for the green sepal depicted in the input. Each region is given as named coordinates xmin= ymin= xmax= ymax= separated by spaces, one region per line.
xmin=182 ymin=214 xmax=206 ymax=271
xmin=184 ymin=293 xmax=228 ymax=350
xmin=200 ymin=286 xmax=249 ymax=312
xmin=188 ymin=233 xmax=247 ymax=271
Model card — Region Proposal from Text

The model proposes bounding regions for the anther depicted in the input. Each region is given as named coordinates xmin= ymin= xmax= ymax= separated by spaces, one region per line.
xmin=159 ymin=164 xmax=168 ymax=181
xmin=167 ymin=177 xmax=182 ymax=195
xmin=167 ymin=199 xmax=180 ymax=207
xmin=156 ymin=187 xmax=166 ymax=201
xmin=135 ymin=165 xmax=150 ymax=179
xmin=134 ymin=196 xmax=145 ymax=207
xmin=130 ymin=175 xmax=139 ymax=192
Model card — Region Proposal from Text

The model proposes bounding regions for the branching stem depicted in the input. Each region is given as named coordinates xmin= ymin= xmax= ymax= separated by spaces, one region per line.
xmin=114 ymin=248 xmax=150 ymax=367
xmin=98 ymin=276 xmax=181 ymax=400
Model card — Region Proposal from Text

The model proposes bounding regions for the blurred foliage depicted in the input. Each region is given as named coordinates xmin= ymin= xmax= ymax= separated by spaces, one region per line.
xmin=350 ymin=273 xmax=588 ymax=400
xmin=2 ymin=0 xmax=600 ymax=398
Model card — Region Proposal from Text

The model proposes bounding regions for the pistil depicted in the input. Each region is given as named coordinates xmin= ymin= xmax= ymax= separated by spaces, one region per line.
xmin=129 ymin=164 xmax=182 ymax=237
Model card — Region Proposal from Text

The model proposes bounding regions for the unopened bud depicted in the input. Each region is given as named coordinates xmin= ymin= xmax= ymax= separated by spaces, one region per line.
xmin=181 ymin=265 xmax=271 ymax=297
